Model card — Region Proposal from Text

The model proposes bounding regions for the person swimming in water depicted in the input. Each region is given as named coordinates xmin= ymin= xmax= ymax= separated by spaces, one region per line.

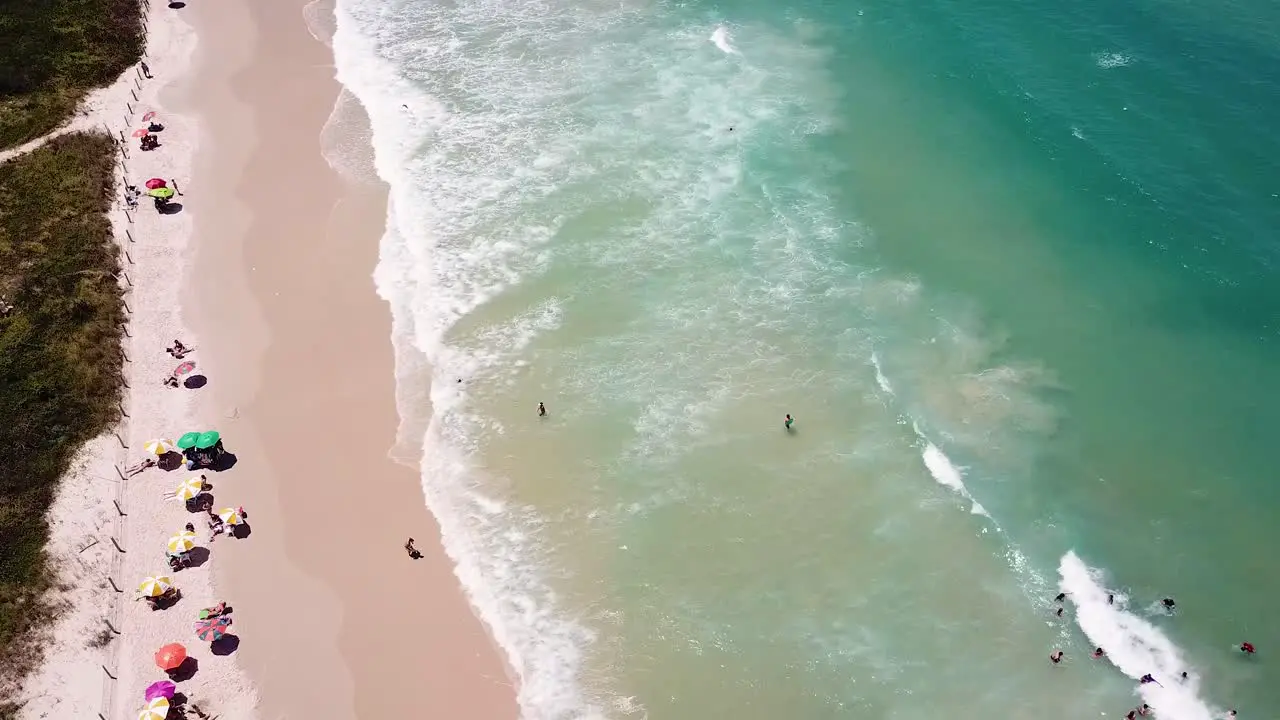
xmin=1054 ymin=592 xmax=1066 ymax=602
xmin=1093 ymin=647 xmax=1105 ymax=658
xmin=1050 ymin=650 xmax=1064 ymax=664
xmin=1162 ymin=597 xmax=1176 ymax=611
xmin=1240 ymin=642 xmax=1256 ymax=654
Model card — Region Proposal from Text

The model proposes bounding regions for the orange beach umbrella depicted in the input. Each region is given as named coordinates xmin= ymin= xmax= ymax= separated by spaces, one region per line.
xmin=154 ymin=642 xmax=187 ymax=671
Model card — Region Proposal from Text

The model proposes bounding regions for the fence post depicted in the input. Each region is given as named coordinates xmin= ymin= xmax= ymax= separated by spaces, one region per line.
xmin=171 ymin=179 xmax=182 ymax=195
xmin=105 ymin=618 xmax=122 ymax=635
xmin=115 ymin=432 xmax=128 ymax=449
xmin=113 ymin=500 xmax=127 ymax=516
xmin=102 ymin=665 xmax=116 ymax=680
xmin=107 ymin=576 xmax=123 ymax=593
xmin=118 ymin=399 xmax=130 ymax=418
xmin=131 ymin=88 xmax=138 ymax=102
xmin=110 ymin=537 xmax=125 ymax=553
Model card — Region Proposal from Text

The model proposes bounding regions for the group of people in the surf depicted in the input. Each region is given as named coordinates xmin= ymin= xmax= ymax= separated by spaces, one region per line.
xmin=1048 ymin=592 xmax=1253 ymax=718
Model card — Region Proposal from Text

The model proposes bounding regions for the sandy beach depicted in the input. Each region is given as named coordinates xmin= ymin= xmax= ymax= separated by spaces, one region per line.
xmin=16 ymin=0 xmax=517 ymax=717
xmin=172 ymin=0 xmax=519 ymax=716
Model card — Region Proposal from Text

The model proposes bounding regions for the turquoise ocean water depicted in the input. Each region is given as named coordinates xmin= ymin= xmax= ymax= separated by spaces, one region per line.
xmin=326 ymin=0 xmax=1280 ymax=716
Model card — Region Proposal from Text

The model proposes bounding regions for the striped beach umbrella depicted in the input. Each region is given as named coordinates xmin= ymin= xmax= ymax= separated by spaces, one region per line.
xmin=166 ymin=531 xmax=196 ymax=555
xmin=194 ymin=615 xmax=232 ymax=642
xmin=144 ymin=439 xmax=174 ymax=456
xmin=138 ymin=697 xmax=169 ymax=720
xmin=175 ymin=476 xmax=205 ymax=502
xmin=217 ymin=507 xmax=243 ymax=526
xmin=137 ymin=576 xmax=173 ymax=598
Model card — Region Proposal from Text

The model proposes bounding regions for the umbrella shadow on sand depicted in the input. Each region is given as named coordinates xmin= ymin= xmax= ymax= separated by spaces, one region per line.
xmin=230 ymin=523 xmax=251 ymax=540
xmin=210 ymin=634 xmax=240 ymax=656
xmin=183 ymin=374 xmax=207 ymax=389
xmin=158 ymin=451 xmax=186 ymax=472
xmin=207 ymin=452 xmax=237 ymax=472
xmin=166 ymin=657 xmax=199 ymax=682
xmin=158 ymin=202 xmax=184 ymax=215
xmin=184 ymin=546 xmax=211 ymax=569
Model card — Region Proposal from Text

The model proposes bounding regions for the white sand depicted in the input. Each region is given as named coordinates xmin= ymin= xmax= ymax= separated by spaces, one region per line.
xmin=13 ymin=4 xmax=256 ymax=719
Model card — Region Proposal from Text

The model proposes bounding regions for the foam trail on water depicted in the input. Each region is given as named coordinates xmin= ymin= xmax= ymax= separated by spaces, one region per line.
xmin=710 ymin=25 xmax=738 ymax=54
xmin=1059 ymin=552 xmax=1222 ymax=720
xmin=913 ymin=422 xmax=991 ymax=518
xmin=870 ymin=352 xmax=894 ymax=394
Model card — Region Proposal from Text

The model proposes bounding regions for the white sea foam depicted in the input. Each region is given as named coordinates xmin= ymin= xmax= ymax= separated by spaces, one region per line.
xmin=710 ymin=25 xmax=739 ymax=54
xmin=912 ymin=421 xmax=992 ymax=519
xmin=330 ymin=2 xmax=606 ymax=716
xmin=1095 ymin=51 xmax=1132 ymax=69
xmin=870 ymin=352 xmax=894 ymax=394
xmin=1060 ymin=552 xmax=1223 ymax=720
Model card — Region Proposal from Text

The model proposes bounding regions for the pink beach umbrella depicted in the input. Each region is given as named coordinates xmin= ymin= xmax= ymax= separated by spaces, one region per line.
xmin=143 ymin=111 xmax=158 ymax=122
xmin=144 ymin=680 xmax=176 ymax=701
xmin=132 ymin=129 xmax=149 ymax=138
xmin=145 ymin=178 xmax=167 ymax=190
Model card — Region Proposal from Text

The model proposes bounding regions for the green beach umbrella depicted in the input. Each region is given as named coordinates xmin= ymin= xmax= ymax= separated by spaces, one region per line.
xmin=147 ymin=187 xmax=175 ymax=199
xmin=175 ymin=432 xmax=201 ymax=450
xmin=194 ymin=430 xmax=220 ymax=450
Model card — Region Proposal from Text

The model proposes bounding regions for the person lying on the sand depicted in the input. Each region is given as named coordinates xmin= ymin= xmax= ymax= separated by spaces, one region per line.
xmin=167 ymin=339 xmax=192 ymax=358
xmin=404 ymin=537 xmax=423 ymax=559
xmin=163 ymin=375 xmax=180 ymax=388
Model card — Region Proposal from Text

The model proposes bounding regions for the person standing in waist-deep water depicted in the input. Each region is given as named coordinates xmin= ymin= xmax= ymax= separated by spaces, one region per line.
xmin=538 ymin=402 xmax=547 ymax=417
xmin=784 ymin=414 xmax=794 ymax=430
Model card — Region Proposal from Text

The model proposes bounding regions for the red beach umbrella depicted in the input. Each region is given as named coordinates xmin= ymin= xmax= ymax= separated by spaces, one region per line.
xmin=154 ymin=643 xmax=187 ymax=671
xmin=145 ymin=178 xmax=167 ymax=190
xmin=143 ymin=111 xmax=158 ymax=122
xmin=172 ymin=361 xmax=196 ymax=378
xmin=133 ymin=129 xmax=150 ymax=138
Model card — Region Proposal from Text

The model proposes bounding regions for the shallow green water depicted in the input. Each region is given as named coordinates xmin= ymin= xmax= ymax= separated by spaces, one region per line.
xmin=333 ymin=0 xmax=1280 ymax=716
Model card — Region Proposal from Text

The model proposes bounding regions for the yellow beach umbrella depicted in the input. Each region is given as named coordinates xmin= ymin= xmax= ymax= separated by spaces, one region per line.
xmin=175 ymin=476 xmax=205 ymax=502
xmin=166 ymin=531 xmax=196 ymax=555
xmin=217 ymin=508 xmax=243 ymax=526
xmin=137 ymin=576 xmax=173 ymax=598
xmin=143 ymin=439 xmax=174 ymax=456
xmin=139 ymin=696 xmax=169 ymax=720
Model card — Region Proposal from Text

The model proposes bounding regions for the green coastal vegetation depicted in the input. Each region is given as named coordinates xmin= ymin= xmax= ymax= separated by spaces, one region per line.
xmin=0 ymin=131 xmax=128 ymax=716
xmin=0 ymin=0 xmax=141 ymax=709
xmin=0 ymin=3 xmax=144 ymax=713
xmin=0 ymin=0 xmax=145 ymax=149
